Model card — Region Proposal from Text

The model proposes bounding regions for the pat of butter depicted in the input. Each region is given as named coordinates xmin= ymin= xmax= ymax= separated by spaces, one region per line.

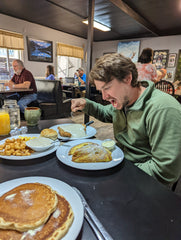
xmin=102 ymin=140 xmax=115 ymax=151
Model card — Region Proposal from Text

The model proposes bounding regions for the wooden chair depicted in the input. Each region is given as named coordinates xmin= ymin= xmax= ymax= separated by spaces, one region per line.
xmin=155 ymin=80 xmax=175 ymax=96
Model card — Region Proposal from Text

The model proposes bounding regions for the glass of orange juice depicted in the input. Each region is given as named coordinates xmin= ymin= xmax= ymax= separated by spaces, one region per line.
xmin=0 ymin=109 xmax=11 ymax=136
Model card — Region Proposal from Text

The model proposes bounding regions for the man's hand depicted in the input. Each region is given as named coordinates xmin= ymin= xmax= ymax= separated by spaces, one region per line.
xmin=4 ymin=81 xmax=14 ymax=88
xmin=71 ymin=98 xmax=86 ymax=112
xmin=74 ymin=72 xmax=78 ymax=77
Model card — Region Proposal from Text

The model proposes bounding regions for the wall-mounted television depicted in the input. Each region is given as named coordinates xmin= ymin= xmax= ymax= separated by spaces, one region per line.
xmin=27 ymin=37 xmax=53 ymax=62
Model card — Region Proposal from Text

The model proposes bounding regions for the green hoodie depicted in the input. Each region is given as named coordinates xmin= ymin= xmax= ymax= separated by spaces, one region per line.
xmin=83 ymin=81 xmax=181 ymax=185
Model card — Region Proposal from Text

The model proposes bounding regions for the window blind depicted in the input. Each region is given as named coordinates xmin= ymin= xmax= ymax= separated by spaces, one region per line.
xmin=0 ymin=29 xmax=24 ymax=50
xmin=57 ymin=43 xmax=84 ymax=59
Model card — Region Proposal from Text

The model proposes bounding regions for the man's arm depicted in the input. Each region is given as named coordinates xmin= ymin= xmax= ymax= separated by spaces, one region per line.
xmin=136 ymin=107 xmax=181 ymax=185
xmin=78 ymin=76 xmax=85 ymax=85
xmin=13 ymin=81 xmax=31 ymax=89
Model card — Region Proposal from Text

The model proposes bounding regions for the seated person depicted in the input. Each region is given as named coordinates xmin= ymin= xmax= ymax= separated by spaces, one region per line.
xmin=46 ymin=65 xmax=55 ymax=80
xmin=71 ymin=53 xmax=181 ymax=187
xmin=74 ymin=67 xmax=86 ymax=97
xmin=4 ymin=59 xmax=37 ymax=113
xmin=74 ymin=67 xmax=86 ymax=86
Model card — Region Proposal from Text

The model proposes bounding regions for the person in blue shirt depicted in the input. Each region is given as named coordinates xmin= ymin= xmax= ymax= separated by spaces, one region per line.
xmin=74 ymin=67 xmax=86 ymax=97
xmin=74 ymin=67 xmax=86 ymax=86
xmin=46 ymin=65 xmax=55 ymax=80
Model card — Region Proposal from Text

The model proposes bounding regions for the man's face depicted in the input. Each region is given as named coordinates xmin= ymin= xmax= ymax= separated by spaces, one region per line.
xmin=94 ymin=75 xmax=132 ymax=110
xmin=78 ymin=70 xmax=83 ymax=76
xmin=12 ymin=61 xmax=23 ymax=75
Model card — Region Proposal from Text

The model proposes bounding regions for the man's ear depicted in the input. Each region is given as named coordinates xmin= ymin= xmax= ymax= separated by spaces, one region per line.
xmin=124 ymin=73 xmax=132 ymax=85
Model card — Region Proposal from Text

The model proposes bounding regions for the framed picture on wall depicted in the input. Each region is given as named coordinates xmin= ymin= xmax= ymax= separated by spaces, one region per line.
xmin=167 ymin=53 xmax=177 ymax=68
xmin=166 ymin=69 xmax=175 ymax=82
xmin=117 ymin=41 xmax=140 ymax=63
xmin=27 ymin=37 xmax=53 ymax=62
xmin=152 ymin=50 xmax=169 ymax=69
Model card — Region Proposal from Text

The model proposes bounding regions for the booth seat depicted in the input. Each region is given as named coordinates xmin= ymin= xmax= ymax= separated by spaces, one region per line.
xmin=30 ymin=79 xmax=71 ymax=119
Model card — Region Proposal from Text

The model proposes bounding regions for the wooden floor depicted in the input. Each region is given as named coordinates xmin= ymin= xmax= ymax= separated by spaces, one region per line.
xmin=69 ymin=111 xmax=181 ymax=197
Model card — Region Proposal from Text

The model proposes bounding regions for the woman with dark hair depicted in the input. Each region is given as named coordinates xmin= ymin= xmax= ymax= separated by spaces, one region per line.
xmin=136 ymin=48 xmax=158 ymax=82
xmin=46 ymin=65 xmax=55 ymax=80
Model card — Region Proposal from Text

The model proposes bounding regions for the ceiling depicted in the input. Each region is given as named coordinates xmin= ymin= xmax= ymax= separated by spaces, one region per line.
xmin=0 ymin=0 xmax=181 ymax=41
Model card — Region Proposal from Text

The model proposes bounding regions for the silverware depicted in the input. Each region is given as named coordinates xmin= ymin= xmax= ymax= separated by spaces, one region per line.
xmin=85 ymin=120 xmax=94 ymax=127
xmin=73 ymin=187 xmax=114 ymax=240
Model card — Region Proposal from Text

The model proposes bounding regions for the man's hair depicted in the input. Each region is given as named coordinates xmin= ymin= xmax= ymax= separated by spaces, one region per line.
xmin=138 ymin=48 xmax=153 ymax=64
xmin=89 ymin=53 xmax=139 ymax=87
xmin=13 ymin=59 xmax=24 ymax=68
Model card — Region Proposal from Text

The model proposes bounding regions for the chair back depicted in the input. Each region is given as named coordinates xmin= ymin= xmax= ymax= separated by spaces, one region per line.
xmin=155 ymin=80 xmax=175 ymax=96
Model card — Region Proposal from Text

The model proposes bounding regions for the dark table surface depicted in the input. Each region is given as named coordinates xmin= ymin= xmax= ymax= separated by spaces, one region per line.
xmin=0 ymin=119 xmax=181 ymax=240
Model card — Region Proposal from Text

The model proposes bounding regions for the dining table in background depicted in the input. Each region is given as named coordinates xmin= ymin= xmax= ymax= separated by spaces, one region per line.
xmin=0 ymin=86 xmax=34 ymax=106
xmin=0 ymin=118 xmax=181 ymax=240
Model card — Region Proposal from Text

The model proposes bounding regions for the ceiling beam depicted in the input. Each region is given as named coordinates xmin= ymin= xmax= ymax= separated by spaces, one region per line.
xmin=109 ymin=0 xmax=159 ymax=36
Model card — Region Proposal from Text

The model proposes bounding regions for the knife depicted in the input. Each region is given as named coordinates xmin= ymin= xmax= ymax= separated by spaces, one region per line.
xmin=73 ymin=187 xmax=114 ymax=240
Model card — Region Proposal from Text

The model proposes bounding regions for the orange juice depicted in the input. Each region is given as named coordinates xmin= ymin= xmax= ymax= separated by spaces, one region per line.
xmin=0 ymin=110 xmax=10 ymax=136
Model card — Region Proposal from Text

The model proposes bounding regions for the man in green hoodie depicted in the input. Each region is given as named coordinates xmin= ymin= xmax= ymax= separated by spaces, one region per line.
xmin=71 ymin=53 xmax=181 ymax=187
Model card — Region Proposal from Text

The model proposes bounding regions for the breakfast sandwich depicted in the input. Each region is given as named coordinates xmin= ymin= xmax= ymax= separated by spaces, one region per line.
xmin=0 ymin=193 xmax=74 ymax=240
xmin=40 ymin=129 xmax=58 ymax=140
xmin=68 ymin=142 xmax=112 ymax=163
xmin=58 ymin=124 xmax=87 ymax=138
xmin=0 ymin=183 xmax=58 ymax=232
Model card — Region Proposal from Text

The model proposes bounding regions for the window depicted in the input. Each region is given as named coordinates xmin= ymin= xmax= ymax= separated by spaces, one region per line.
xmin=57 ymin=55 xmax=81 ymax=78
xmin=0 ymin=48 xmax=22 ymax=80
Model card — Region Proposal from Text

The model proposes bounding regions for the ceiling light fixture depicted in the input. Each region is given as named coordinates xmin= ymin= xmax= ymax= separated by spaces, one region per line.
xmin=82 ymin=19 xmax=111 ymax=32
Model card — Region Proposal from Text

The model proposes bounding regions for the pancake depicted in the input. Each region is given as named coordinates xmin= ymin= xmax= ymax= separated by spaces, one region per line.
xmin=0 ymin=183 xmax=58 ymax=232
xmin=40 ymin=129 xmax=58 ymax=140
xmin=58 ymin=124 xmax=86 ymax=138
xmin=0 ymin=194 xmax=74 ymax=240
xmin=68 ymin=142 xmax=112 ymax=163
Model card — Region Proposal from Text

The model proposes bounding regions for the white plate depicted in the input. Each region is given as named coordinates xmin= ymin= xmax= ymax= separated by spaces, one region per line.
xmin=56 ymin=139 xmax=124 ymax=170
xmin=0 ymin=134 xmax=58 ymax=160
xmin=0 ymin=176 xmax=84 ymax=240
xmin=50 ymin=123 xmax=97 ymax=140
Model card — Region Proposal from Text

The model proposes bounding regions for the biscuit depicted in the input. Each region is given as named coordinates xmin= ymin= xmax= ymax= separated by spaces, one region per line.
xmin=40 ymin=129 xmax=58 ymax=140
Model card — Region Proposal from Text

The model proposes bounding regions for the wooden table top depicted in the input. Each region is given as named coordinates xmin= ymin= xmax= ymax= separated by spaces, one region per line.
xmin=0 ymin=87 xmax=33 ymax=94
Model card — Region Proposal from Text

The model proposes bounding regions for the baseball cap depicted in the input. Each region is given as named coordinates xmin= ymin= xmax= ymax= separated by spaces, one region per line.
xmin=77 ymin=67 xmax=84 ymax=72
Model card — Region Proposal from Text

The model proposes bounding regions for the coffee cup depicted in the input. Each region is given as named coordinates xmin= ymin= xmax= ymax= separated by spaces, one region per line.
xmin=24 ymin=107 xmax=41 ymax=126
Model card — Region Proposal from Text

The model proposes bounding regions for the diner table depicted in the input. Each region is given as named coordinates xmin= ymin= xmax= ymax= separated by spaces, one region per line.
xmin=0 ymin=118 xmax=181 ymax=240
xmin=0 ymin=87 xmax=33 ymax=106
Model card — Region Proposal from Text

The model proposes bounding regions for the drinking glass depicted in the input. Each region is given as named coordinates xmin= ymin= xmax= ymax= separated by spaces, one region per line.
xmin=0 ymin=109 xmax=10 ymax=136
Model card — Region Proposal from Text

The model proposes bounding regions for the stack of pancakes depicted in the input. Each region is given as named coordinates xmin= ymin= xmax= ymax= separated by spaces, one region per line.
xmin=0 ymin=183 xmax=74 ymax=240
xmin=69 ymin=142 xmax=112 ymax=163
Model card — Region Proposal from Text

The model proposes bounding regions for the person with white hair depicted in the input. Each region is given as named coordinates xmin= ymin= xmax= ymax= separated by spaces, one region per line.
xmin=74 ymin=67 xmax=86 ymax=97
xmin=74 ymin=67 xmax=86 ymax=86
xmin=4 ymin=59 xmax=37 ymax=113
